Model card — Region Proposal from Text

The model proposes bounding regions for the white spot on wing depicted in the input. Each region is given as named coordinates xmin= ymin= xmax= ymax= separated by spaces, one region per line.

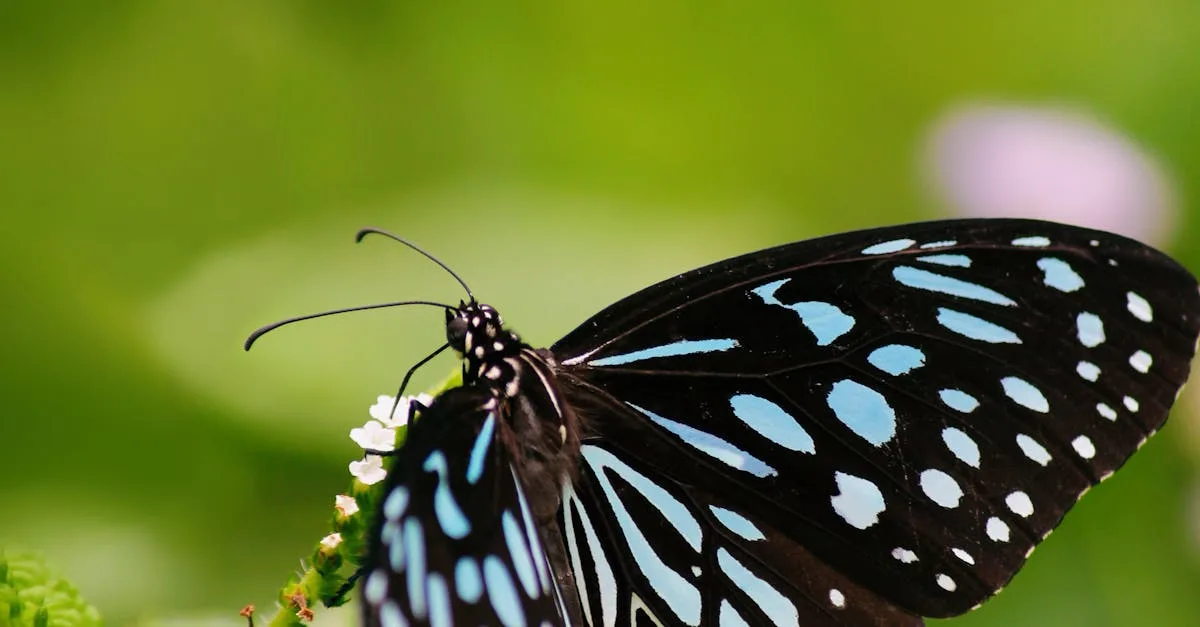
xmin=1127 ymin=291 xmax=1153 ymax=322
xmin=831 ymin=472 xmax=886 ymax=529
xmin=1006 ymin=491 xmax=1035 ymax=517
xmin=1129 ymin=350 xmax=1152 ymax=373
xmin=1076 ymin=361 xmax=1100 ymax=382
xmin=1072 ymin=435 xmax=1096 ymax=459
xmin=986 ymin=517 xmax=1010 ymax=542
xmin=920 ymin=469 xmax=963 ymax=508
xmin=892 ymin=547 xmax=918 ymax=563
xmin=1016 ymin=434 xmax=1052 ymax=466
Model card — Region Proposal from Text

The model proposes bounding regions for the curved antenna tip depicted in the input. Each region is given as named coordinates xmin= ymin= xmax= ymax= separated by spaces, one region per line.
xmin=352 ymin=227 xmax=475 ymax=301
xmin=354 ymin=227 xmax=382 ymax=243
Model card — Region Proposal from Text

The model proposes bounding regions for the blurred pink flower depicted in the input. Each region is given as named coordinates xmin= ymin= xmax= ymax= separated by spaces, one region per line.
xmin=926 ymin=104 xmax=1176 ymax=246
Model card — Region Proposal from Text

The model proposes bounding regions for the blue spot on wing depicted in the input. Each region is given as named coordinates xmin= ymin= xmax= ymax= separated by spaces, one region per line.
xmin=752 ymin=279 xmax=855 ymax=346
xmin=588 ymin=338 xmax=740 ymax=367
xmin=937 ymin=308 xmax=1021 ymax=344
xmin=1037 ymin=257 xmax=1085 ymax=292
xmin=466 ymin=412 xmax=496 ymax=484
xmin=709 ymin=505 xmax=766 ymax=541
xmin=917 ymin=254 xmax=972 ymax=267
xmin=939 ymin=388 xmax=980 ymax=413
xmin=729 ymin=394 xmax=815 ymax=454
xmin=826 ymin=380 xmax=896 ymax=446
xmin=631 ymin=403 xmax=778 ymax=478
xmin=867 ymin=344 xmax=926 ymax=375
xmin=893 ymin=266 xmax=1017 ymax=306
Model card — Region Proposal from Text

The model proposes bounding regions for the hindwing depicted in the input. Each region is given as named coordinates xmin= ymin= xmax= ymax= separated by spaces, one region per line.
xmin=361 ymin=386 xmax=567 ymax=627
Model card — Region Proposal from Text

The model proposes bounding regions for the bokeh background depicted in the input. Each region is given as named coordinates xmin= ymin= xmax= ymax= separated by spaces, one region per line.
xmin=3 ymin=2 xmax=1200 ymax=625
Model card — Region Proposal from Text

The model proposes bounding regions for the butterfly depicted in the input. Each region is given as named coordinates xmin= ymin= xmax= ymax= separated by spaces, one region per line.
xmin=247 ymin=218 xmax=1200 ymax=626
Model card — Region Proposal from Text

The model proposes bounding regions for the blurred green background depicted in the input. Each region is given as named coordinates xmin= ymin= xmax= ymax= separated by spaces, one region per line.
xmin=3 ymin=2 xmax=1199 ymax=625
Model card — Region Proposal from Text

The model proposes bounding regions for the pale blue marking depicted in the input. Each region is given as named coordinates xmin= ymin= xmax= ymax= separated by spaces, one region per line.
xmin=364 ymin=569 xmax=388 ymax=605
xmin=1016 ymin=434 xmax=1051 ymax=466
xmin=1097 ymin=402 xmax=1117 ymax=420
xmin=917 ymin=254 xmax=972 ymax=267
xmin=405 ymin=519 xmax=427 ymax=618
xmin=388 ymin=528 xmax=406 ymax=571
xmin=1076 ymin=361 xmax=1100 ymax=381
xmin=588 ymin=338 xmax=740 ymax=367
xmin=510 ymin=468 xmax=552 ymax=594
xmin=709 ymin=505 xmax=766 ymax=541
xmin=384 ymin=486 xmax=410 ymax=521
xmin=423 ymin=452 xmax=471 ymax=539
xmin=1076 ymin=312 xmax=1106 ymax=347
xmin=1001 ymin=376 xmax=1049 ymax=413
xmin=751 ymin=279 xmax=855 ymax=346
xmin=1012 ymin=236 xmax=1051 ymax=247
xmin=867 ymin=344 xmax=926 ymax=376
xmin=831 ymin=471 xmax=886 ymax=529
xmin=893 ymin=266 xmax=1017 ymax=306
xmin=466 ymin=413 xmax=496 ymax=485
xmin=729 ymin=394 xmax=815 ymax=454
xmin=379 ymin=602 xmax=406 ymax=627
xmin=920 ymin=469 xmax=963 ymax=508
xmin=939 ymin=388 xmax=980 ymax=413
xmin=427 ymin=572 xmax=451 ymax=627
xmin=941 ymin=428 xmax=980 ymax=468
xmin=484 ymin=555 xmax=526 ymax=627
xmin=826 ymin=379 xmax=896 ymax=446
xmin=583 ymin=445 xmax=702 ymax=625
xmin=562 ymin=482 xmax=617 ymax=626
xmin=382 ymin=519 xmax=401 ymax=545
xmin=862 ymin=238 xmax=916 ymax=255
xmin=716 ymin=548 xmax=800 ymax=627
xmin=719 ymin=600 xmax=752 ymax=627
xmin=920 ymin=239 xmax=956 ymax=249
xmin=937 ymin=308 xmax=1021 ymax=344
xmin=632 ymin=403 xmax=778 ymax=478
xmin=1037 ymin=257 xmax=1084 ymax=292
xmin=502 ymin=510 xmax=539 ymax=598
xmin=1127 ymin=291 xmax=1153 ymax=322
xmin=455 ymin=557 xmax=484 ymax=604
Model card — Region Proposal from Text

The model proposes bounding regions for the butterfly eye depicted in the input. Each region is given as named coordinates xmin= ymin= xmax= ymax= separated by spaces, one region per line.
xmin=446 ymin=316 xmax=469 ymax=350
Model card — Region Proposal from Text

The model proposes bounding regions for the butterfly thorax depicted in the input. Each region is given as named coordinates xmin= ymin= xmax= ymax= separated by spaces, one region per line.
xmin=446 ymin=301 xmax=582 ymax=520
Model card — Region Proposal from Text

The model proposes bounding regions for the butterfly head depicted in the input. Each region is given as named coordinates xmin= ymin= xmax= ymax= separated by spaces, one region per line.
xmin=447 ymin=301 xmax=524 ymax=382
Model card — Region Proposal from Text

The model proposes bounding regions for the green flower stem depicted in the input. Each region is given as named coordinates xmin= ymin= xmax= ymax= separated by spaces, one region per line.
xmin=259 ymin=372 xmax=460 ymax=626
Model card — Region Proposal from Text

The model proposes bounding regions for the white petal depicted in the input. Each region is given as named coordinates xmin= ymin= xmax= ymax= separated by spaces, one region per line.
xmin=350 ymin=455 xmax=387 ymax=485
xmin=334 ymin=494 xmax=360 ymax=517
xmin=350 ymin=420 xmax=396 ymax=452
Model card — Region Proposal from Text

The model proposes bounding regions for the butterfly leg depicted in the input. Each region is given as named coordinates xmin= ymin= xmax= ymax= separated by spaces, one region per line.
xmin=385 ymin=342 xmax=452 ymax=419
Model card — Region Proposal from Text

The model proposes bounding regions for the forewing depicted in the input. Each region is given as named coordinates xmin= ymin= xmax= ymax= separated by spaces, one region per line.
xmin=361 ymin=386 xmax=566 ymax=627
xmin=552 ymin=219 xmax=1200 ymax=619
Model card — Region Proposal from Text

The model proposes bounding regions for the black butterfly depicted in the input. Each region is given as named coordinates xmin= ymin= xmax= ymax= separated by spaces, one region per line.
xmin=248 ymin=218 xmax=1200 ymax=626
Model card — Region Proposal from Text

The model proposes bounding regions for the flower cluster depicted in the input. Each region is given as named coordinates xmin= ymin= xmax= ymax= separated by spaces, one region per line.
xmin=347 ymin=393 xmax=432 ymax=485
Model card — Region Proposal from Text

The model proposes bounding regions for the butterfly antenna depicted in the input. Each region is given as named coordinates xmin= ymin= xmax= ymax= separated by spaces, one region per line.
xmin=244 ymin=300 xmax=457 ymax=351
xmin=355 ymin=227 xmax=476 ymax=302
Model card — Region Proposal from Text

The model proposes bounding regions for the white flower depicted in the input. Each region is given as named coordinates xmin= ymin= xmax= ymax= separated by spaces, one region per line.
xmin=320 ymin=532 xmax=343 ymax=550
xmin=349 ymin=455 xmax=387 ymax=485
xmin=350 ymin=419 xmax=396 ymax=452
xmin=370 ymin=393 xmax=434 ymax=428
xmin=334 ymin=494 xmax=359 ymax=517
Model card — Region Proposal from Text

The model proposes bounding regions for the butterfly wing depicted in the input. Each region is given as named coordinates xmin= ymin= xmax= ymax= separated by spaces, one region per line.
xmin=361 ymin=386 xmax=567 ymax=627
xmin=550 ymin=219 xmax=1200 ymax=623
